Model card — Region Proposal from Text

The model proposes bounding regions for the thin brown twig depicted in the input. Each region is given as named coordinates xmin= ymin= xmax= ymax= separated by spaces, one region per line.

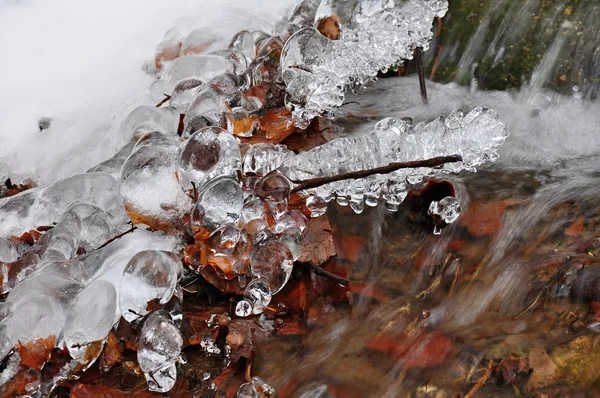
xmin=415 ymin=48 xmax=428 ymax=104
xmin=511 ymin=286 xmax=549 ymax=318
xmin=301 ymin=262 xmax=350 ymax=286
xmin=94 ymin=225 xmax=137 ymax=251
xmin=290 ymin=155 xmax=462 ymax=195
xmin=448 ymin=260 xmax=461 ymax=296
xmin=245 ymin=358 xmax=253 ymax=383
xmin=464 ymin=360 xmax=494 ymax=398
xmin=155 ymin=94 xmax=171 ymax=108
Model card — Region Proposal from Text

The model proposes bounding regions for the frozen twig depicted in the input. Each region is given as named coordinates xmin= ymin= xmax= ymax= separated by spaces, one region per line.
xmin=290 ymin=155 xmax=462 ymax=195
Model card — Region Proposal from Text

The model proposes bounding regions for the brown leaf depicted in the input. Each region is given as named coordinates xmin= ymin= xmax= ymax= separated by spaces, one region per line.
xmin=366 ymin=330 xmax=454 ymax=370
xmin=459 ymin=200 xmax=520 ymax=237
xmin=317 ymin=15 xmax=341 ymax=40
xmin=299 ymin=216 xmax=336 ymax=266
xmin=526 ymin=347 xmax=558 ymax=391
xmin=0 ymin=366 xmax=40 ymax=397
xmin=200 ymin=265 xmax=247 ymax=294
xmin=232 ymin=116 xmax=260 ymax=138
xmin=100 ymin=332 xmax=122 ymax=371
xmin=70 ymin=383 xmax=162 ymax=398
xmin=154 ymin=42 xmax=181 ymax=71
xmin=260 ymin=108 xmax=296 ymax=143
xmin=17 ymin=335 xmax=55 ymax=369
xmin=565 ymin=216 xmax=585 ymax=237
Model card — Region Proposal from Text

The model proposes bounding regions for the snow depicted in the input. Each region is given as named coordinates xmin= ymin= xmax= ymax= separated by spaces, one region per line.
xmin=0 ymin=0 xmax=295 ymax=184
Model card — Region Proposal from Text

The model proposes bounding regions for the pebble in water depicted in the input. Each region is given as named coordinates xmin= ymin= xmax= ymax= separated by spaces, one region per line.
xmin=137 ymin=310 xmax=183 ymax=393
xmin=119 ymin=250 xmax=182 ymax=323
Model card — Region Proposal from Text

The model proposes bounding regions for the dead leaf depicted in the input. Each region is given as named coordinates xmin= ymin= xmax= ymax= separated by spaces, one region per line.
xmin=100 ymin=332 xmax=122 ymax=371
xmin=17 ymin=335 xmax=55 ymax=369
xmin=299 ymin=216 xmax=336 ymax=266
xmin=317 ymin=15 xmax=341 ymax=40
xmin=565 ymin=216 xmax=585 ymax=237
xmin=0 ymin=366 xmax=40 ymax=397
xmin=526 ymin=347 xmax=558 ymax=391
xmin=459 ymin=200 xmax=520 ymax=237
xmin=154 ymin=41 xmax=181 ymax=71
xmin=70 ymin=383 xmax=161 ymax=398
xmin=366 ymin=330 xmax=454 ymax=370
xmin=261 ymin=108 xmax=296 ymax=143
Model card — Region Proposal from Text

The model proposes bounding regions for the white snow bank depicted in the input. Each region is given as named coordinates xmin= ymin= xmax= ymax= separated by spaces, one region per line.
xmin=0 ymin=0 xmax=294 ymax=184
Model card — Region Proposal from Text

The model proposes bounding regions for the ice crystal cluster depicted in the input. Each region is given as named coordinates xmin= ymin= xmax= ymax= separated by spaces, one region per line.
xmin=280 ymin=0 xmax=449 ymax=127
xmin=0 ymin=0 xmax=507 ymax=395
xmin=277 ymin=107 xmax=508 ymax=212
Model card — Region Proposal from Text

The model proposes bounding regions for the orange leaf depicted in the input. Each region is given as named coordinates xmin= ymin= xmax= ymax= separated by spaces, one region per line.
xmin=299 ymin=216 xmax=336 ymax=266
xmin=565 ymin=216 xmax=585 ymax=237
xmin=17 ymin=335 xmax=55 ymax=369
xmin=261 ymin=107 xmax=296 ymax=143
xmin=366 ymin=330 xmax=453 ymax=370
xmin=459 ymin=200 xmax=519 ymax=237
xmin=100 ymin=332 xmax=122 ymax=371
xmin=232 ymin=116 xmax=260 ymax=137
xmin=70 ymin=383 xmax=161 ymax=398
xmin=154 ymin=42 xmax=181 ymax=71
xmin=0 ymin=366 xmax=39 ymax=397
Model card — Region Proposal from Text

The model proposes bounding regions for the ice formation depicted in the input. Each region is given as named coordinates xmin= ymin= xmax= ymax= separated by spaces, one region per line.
xmin=280 ymin=0 xmax=449 ymax=127
xmin=0 ymin=0 xmax=509 ymax=395
xmin=137 ymin=310 xmax=183 ymax=393
xmin=277 ymin=107 xmax=508 ymax=212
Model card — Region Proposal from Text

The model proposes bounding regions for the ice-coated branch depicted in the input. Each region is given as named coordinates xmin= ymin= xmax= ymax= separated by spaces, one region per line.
xmin=290 ymin=155 xmax=462 ymax=195
xmin=280 ymin=0 xmax=449 ymax=127
xmin=278 ymin=107 xmax=508 ymax=213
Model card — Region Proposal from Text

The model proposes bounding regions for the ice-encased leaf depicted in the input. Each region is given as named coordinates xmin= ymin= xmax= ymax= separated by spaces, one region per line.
xmin=63 ymin=280 xmax=117 ymax=363
xmin=119 ymin=250 xmax=182 ymax=323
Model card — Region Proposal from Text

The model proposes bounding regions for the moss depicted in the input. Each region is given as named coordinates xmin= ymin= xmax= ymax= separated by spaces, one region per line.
xmin=425 ymin=0 xmax=600 ymax=95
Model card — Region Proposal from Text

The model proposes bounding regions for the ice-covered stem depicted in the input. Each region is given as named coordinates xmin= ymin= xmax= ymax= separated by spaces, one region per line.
xmin=416 ymin=48 xmax=428 ymax=104
xmin=289 ymin=155 xmax=462 ymax=195
xmin=277 ymin=107 xmax=508 ymax=213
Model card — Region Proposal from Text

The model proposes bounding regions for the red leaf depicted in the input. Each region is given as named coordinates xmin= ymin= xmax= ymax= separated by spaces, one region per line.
xmin=366 ymin=330 xmax=454 ymax=370
xmin=565 ymin=216 xmax=585 ymax=237
xmin=459 ymin=200 xmax=519 ymax=237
